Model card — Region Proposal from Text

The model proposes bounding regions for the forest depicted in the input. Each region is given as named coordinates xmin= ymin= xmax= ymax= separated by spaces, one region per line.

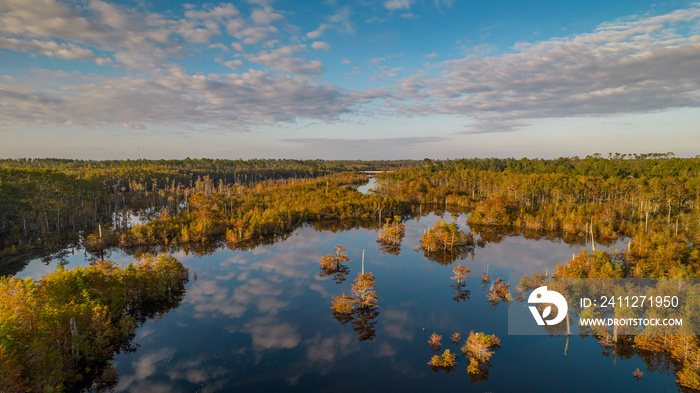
xmin=2 ymin=154 xmax=700 ymax=390
xmin=0 ymin=159 xmax=414 ymax=266
xmin=0 ymin=254 xmax=188 ymax=392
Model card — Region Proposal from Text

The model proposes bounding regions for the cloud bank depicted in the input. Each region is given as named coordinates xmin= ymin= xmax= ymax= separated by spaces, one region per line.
xmin=394 ymin=6 xmax=700 ymax=132
xmin=1 ymin=0 xmax=699 ymax=134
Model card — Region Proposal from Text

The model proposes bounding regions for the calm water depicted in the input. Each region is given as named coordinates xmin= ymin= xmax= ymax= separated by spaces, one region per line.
xmin=14 ymin=210 xmax=679 ymax=392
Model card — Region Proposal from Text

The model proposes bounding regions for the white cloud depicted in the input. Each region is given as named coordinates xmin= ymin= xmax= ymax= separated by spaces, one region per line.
xmin=306 ymin=23 xmax=330 ymax=39
xmin=209 ymin=43 xmax=229 ymax=51
xmin=307 ymin=7 xmax=354 ymax=39
xmin=0 ymin=37 xmax=95 ymax=60
xmin=177 ymin=20 xmax=216 ymax=44
xmin=372 ymin=65 xmax=404 ymax=80
xmin=251 ymin=7 xmax=284 ymax=25
xmin=262 ymin=39 xmax=279 ymax=48
xmin=391 ymin=5 xmax=700 ymax=133
xmin=0 ymin=0 xmax=180 ymax=68
xmin=0 ymin=0 xmax=283 ymax=68
xmin=3 ymin=0 xmax=698 ymax=140
xmin=225 ymin=19 xmax=245 ymax=36
xmin=311 ymin=41 xmax=331 ymax=51
xmin=218 ymin=59 xmax=244 ymax=69
xmin=238 ymin=25 xmax=279 ymax=44
xmin=184 ymin=4 xmax=240 ymax=20
xmin=0 ymin=0 xmax=101 ymax=42
xmin=246 ymin=45 xmax=324 ymax=74
xmin=88 ymin=0 xmax=132 ymax=30
xmin=0 ymin=67 xmax=371 ymax=129
xmin=384 ymin=0 xmax=411 ymax=11
xmin=329 ymin=6 xmax=355 ymax=35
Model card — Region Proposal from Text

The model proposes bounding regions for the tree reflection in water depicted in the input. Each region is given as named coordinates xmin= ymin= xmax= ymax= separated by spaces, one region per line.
xmin=330 ymin=260 xmax=380 ymax=342
xmin=319 ymin=245 xmax=351 ymax=284
xmin=0 ymin=254 xmax=188 ymax=393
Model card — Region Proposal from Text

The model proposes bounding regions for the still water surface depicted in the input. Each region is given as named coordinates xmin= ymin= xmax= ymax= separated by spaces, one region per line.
xmin=17 ymin=212 xmax=677 ymax=392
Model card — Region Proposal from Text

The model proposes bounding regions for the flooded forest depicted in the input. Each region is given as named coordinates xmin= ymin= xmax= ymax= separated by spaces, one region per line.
xmin=2 ymin=154 xmax=700 ymax=392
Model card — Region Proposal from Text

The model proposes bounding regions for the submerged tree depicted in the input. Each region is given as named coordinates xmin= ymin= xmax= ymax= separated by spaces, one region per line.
xmin=428 ymin=332 xmax=442 ymax=348
xmin=351 ymin=272 xmax=378 ymax=309
xmin=451 ymin=265 xmax=472 ymax=284
xmin=329 ymin=252 xmax=380 ymax=341
xmin=330 ymin=285 xmax=380 ymax=342
xmin=319 ymin=245 xmax=351 ymax=283
xmin=417 ymin=220 xmax=475 ymax=264
xmin=330 ymin=292 xmax=355 ymax=313
xmin=462 ymin=331 xmax=501 ymax=382
xmin=487 ymin=277 xmax=510 ymax=308
xmin=451 ymin=332 xmax=461 ymax=344
xmin=428 ymin=349 xmax=457 ymax=373
xmin=450 ymin=264 xmax=473 ymax=302
xmin=481 ymin=267 xmax=490 ymax=287
xmin=376 ymin=216 xmax=405 ymax=255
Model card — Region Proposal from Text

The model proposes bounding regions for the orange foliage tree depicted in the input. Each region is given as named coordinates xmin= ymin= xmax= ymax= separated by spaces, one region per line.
xmin=0 ymin=254 xmax=188 ymax=392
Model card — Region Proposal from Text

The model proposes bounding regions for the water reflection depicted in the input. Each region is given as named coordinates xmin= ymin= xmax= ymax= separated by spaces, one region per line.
xmin=451 ymin=281 xmax=471 ymax=303
xmin=7 ymin=211 xmax=680 ymax=392
xmin=318 ymin=245 xmax=351 ymax=284
xmin=0 ymin=256 xmax=188 ymax=392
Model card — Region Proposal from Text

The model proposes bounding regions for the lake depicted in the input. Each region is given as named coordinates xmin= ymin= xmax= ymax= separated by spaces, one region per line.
xmin=12 ymin=210 xmax=679 ymax=392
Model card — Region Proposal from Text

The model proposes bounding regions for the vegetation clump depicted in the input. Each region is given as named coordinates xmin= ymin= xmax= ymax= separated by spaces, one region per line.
xmin=487 ymin=277 xmax=511 ymax=306
xmin=428 ymin=349 xmax=457 ymax=371
xmin=319 ymin=245 xmax=351 ymax=283
xmin=329 ymin=271 xmax=379 ymax=313
xmin=329 ymin=250 xmax=380 ymax=342
xmin=451 ymin=265 xmax=471 ymax=283
xmin=351 ymin=272 xmax=379 ymax=309
xmin=425 ymin=330 xmax=500 ymax=380
xmin=329 ymin=293 xmax=355 ymax=314
xmin=428 ymin=332 xmax=442 ymax=347
xmin=417 ymin=220 xmax=475 ymax=264
xmin=376 ymin=216 xmax=405 ymax=255
xmin=462 ymin=331 xmax=501 ymax=377
xmin=0 ymin=254 xmax=188 ymax=392
xmin=451 ymin=265 xmax=472 ymax=303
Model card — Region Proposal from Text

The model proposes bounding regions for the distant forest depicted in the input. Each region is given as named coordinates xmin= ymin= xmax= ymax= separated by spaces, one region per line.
xmin=1 ymin=154 xmax=698 ymax=263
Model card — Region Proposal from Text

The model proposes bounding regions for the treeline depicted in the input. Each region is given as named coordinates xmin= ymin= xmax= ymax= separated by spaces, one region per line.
xmin=0 ymin=158 xmax=418 ymax=261
xmin=376 ymin=155 xmax=700 ymax=243
xmin=428 ymin=152 xmax=693 ymax=178
xmin=0 ymin=254 xmax=188 ymax=392
xmin=118 ymin=172 xmax=408 ymax=248
xmin=4 ymin=155 xmax=699 ymax=262
xmin=1 ymin=158 xmax=418 ymax=189
xmin=0 ymin=168 xmax=112 ymax=259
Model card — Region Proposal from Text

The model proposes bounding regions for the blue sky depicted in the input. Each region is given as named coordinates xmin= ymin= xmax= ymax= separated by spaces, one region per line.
xmin=1 ymin=0 xmax=699 ymax=159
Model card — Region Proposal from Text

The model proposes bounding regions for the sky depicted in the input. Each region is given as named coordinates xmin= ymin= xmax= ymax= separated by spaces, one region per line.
xmin=1 ymin=0 xmax=699 ymax=160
